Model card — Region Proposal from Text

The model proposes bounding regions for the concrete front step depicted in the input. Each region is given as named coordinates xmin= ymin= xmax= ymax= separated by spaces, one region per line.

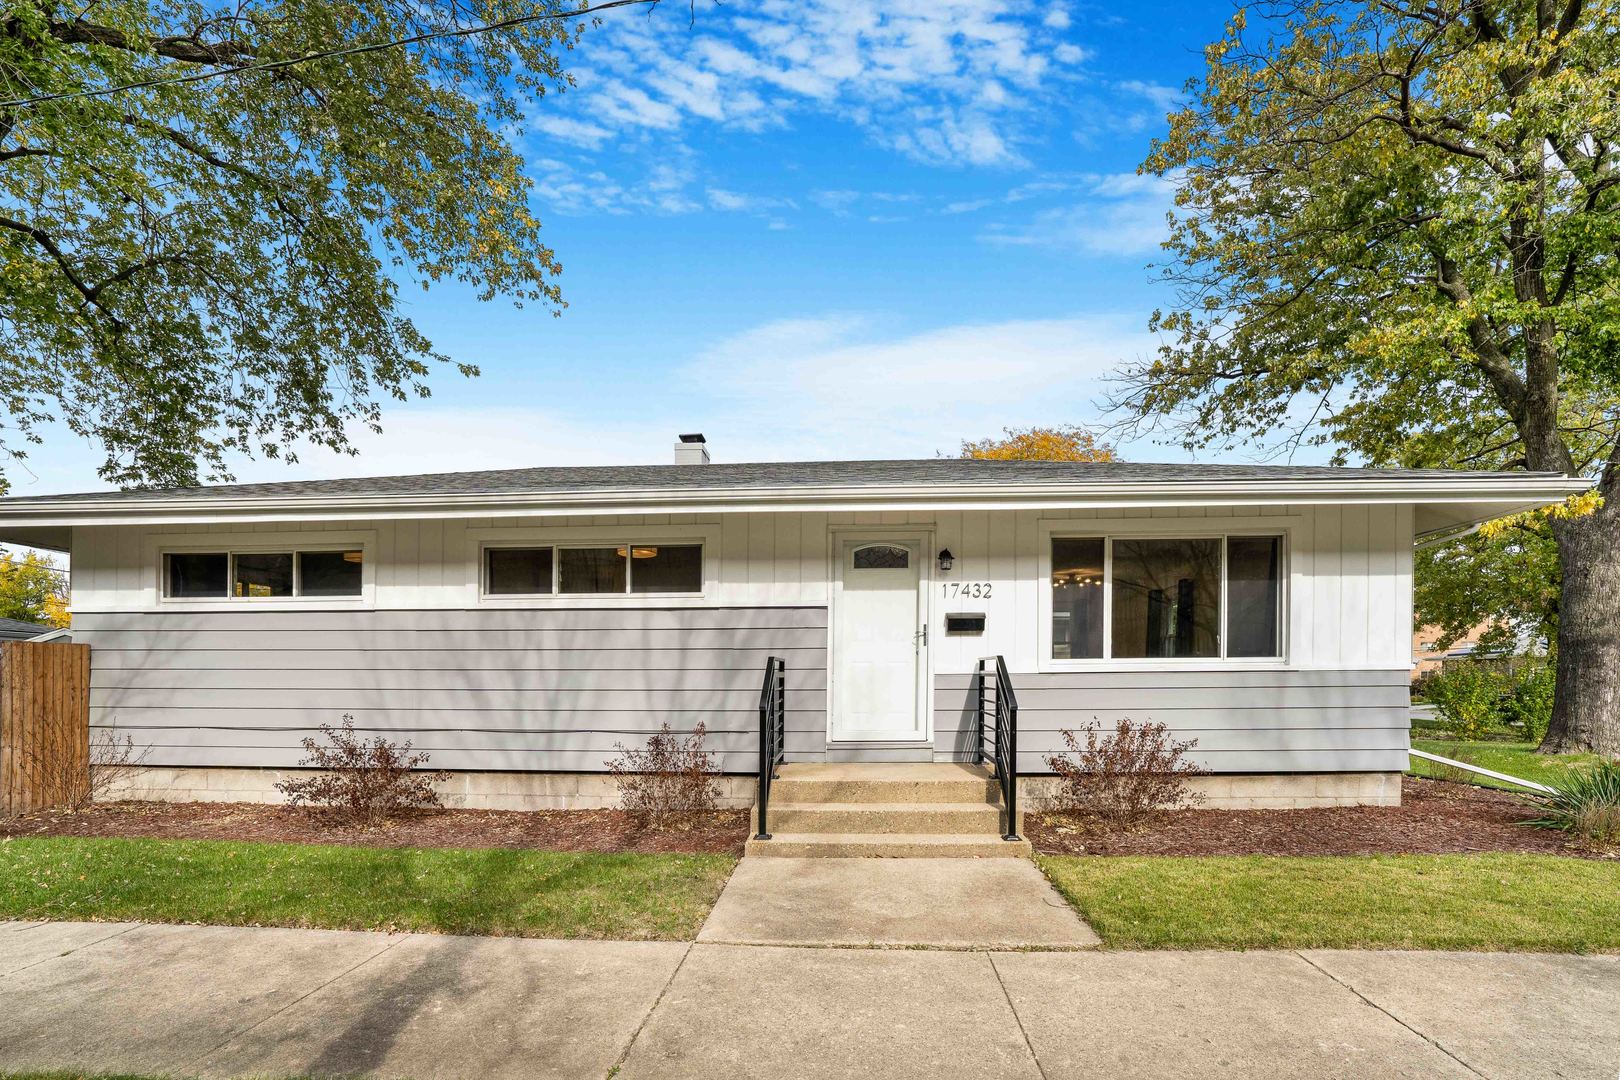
xmin=757 ymin=801 xmax=1008 ymax=835
xmin=767 ymin=762 xmax=999 ymax=805
xmin=744 ymin=832 xmax=1033 ymax=858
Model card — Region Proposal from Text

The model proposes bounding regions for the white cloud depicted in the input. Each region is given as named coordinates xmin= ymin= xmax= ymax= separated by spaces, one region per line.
xmin=680 ymin=312 xmax=1157 ymax=458
xmin=529 ymin=156 xmax=703 ymax=215
xmin=526 ymin=1 xmax=1092 ymax=172
xmin=707 ymin=187 xmax=797 ymax=214
xmin=530 ymin=114 xmax=613 ymax=148
xmin=209 ymin=314 xmax=1159 ymax=481
xmin=1116 ymin=79 xmax=1184 ymax=113
xmin=980 ymin=172 xmax=1176 ymax=256
xmin=16 ymin=310 xmax=1275 ymax=497
xmin=811 ymin=189 xmax=862 ymax=214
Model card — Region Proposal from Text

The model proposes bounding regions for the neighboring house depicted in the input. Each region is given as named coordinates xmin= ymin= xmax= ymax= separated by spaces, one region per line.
xmin=1412 ymin=620 xmax=1541 ymax=679
xmin=1411 ymin=621 xmax=1493 ymax=679
xmin=0 ymin=437 xmax=1586 ymax=811
xmin=0 ymin=616 xmax=51 ymax=641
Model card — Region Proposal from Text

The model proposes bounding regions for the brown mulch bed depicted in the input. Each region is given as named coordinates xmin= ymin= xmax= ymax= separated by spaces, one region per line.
xmin=1027 ymin=776 xmax=1599 ymax=858
xmin=0 ymin=802 xmax=750 ymax=855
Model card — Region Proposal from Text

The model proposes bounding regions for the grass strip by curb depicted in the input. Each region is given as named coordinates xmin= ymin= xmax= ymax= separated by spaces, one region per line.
xmin=1039 ymin=852 xmax=1620 ymax=952
xmin=0 ymin=836 xmax=736 ymax=941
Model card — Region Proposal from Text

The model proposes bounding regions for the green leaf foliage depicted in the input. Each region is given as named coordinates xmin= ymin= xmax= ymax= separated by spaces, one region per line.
xmin=1415 ymin=521 xmax=1560 ymax=656
xmin=1427 ymin=660 xmax=1509 ymax=740
xmin=0 ymin=0 xmax=583 ymax=489
xmin=0 ymin=548 xmax=68 ymax=624
xmin=1127 ymin=0 xmax=1620 ymax=478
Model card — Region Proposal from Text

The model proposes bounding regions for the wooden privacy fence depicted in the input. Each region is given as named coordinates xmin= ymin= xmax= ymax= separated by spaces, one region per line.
xmin=0 ymin=640 xmax=91 ymax=816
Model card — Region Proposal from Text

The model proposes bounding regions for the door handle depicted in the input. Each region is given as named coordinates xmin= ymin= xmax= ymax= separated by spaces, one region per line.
xmin=915 ymin=625 xmax=928 ymax=648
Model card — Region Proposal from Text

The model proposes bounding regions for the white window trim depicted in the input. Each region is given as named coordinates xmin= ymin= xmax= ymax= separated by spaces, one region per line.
xmin=470 ymin=524 xmax=718 ymax=607
xmin=1036 ymin=518 xmax=1293 ymax=673
xmin=150 ymin=530 xmax=377 ymax=609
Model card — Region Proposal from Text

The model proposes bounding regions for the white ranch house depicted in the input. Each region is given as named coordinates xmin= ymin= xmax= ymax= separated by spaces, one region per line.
xmin=0 ymin=436 xmax=1586 ymax=845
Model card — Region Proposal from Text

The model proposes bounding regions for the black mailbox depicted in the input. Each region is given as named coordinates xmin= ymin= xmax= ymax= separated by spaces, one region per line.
xmin=945 ymin=612 xmax=986 ymax=634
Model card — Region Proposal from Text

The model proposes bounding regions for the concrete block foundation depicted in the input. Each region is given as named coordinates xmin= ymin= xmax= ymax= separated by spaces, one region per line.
xmin=99 ymin=767 xmax=1402 ymax=811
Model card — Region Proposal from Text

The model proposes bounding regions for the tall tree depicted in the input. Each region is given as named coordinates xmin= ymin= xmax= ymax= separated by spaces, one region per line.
xmin=0 ymin=549 xmax=69 ymax=626
xmin=0 ymin=0 xmax=608 ymax=491
xmin=960 ymin=425 xmax=1116 ymax=462
xmin=1125 ymin=0 xmax=1620 ymax=754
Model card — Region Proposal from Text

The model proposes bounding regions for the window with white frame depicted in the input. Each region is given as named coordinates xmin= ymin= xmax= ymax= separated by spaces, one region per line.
xmin=1050 ymin=535 xmax=1283 ymax=661
xmin=483 ymin=543 xmax=703 ymax=596
xmin=163 ymin=549 xmax=364 ymax=599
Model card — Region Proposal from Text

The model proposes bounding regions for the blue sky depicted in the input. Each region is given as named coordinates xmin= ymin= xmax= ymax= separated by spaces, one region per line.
xmin=21 ymin=0 xmax=1281 ymax=497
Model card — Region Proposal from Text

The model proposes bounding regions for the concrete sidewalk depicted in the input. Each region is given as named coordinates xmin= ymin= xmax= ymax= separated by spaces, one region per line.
xmin=3 ymin=920 xmax=1617 ymax=1079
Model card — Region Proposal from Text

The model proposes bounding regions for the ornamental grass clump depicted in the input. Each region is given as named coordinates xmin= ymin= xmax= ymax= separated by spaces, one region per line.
xmin=605 ymin=722 xmax=722 ymax=829
xmin=1042 ymin=718 xmax=1206 ymax=830
xmin=1525 ymin=759 xmax=1620 ymax=851
xmin=275 ymin=715 xmax=449 ymax=826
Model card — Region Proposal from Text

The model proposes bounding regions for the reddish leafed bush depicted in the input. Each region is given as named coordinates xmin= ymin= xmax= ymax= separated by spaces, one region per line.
xmin=1043 ymin=719 xmax=1206 ymax=829
xmin=275 ymin=715 xmax=449 ymax=825
xmin=605 ymin=722 xmax=722 ymax=829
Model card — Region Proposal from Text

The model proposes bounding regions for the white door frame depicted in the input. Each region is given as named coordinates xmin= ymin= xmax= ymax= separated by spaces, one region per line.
xmin=827 ymin=528 xmax=934 ymax=745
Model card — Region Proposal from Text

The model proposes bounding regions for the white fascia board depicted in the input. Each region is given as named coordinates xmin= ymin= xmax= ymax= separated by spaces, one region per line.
xmin=0 ymin=476 xmax=1593 ymax=529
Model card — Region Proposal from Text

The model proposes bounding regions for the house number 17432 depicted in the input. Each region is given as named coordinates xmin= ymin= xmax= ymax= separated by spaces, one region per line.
xmin=942 ymin=581 xmax=992 ymax=599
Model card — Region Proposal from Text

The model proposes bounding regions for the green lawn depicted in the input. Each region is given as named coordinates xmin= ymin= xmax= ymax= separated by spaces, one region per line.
xmin=0 ymin=837 xmax=736 ymax=940
xmin=1039 ymin=853 xmax=1620 ymax=951
xmin=1408 ymin=737 xmax=1605 ymax=790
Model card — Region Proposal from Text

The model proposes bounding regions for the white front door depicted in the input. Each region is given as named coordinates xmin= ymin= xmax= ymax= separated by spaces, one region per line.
xmin=833 ymin=539 xmax=925 ymax=742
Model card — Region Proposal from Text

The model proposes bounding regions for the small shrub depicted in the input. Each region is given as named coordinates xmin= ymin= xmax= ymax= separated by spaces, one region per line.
xmin=15 ymin=719 xmax=150 ymax=814
xmin=1426 ymin=662 xmax=1508 ymax=740
xmin=1409 ymin=667 xmax=1441 ymax=704
xmin=1503 ymin=664 xmax=1556 ymax=743
xmin=1525 ymin=759 xmax=1620 ymax=850
xmin=605 ymin=722 xmax=722 ymax=829
xmin=1041 ymin=718 xmax=1205 ymax=830
xmin=275 ymin=715 xmax=449 ymax=825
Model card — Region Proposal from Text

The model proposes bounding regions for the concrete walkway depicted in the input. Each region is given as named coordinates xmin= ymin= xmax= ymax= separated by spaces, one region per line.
xmin=3 ymin=919 xmax=1617 ymax=1079
xmin=698 ymin=857 xmax=1100 ymax=948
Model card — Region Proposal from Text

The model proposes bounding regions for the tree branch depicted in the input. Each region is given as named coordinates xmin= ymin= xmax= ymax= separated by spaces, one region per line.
xmin=46 ymin=19 xmax=257 ymax=65
xmin=0 ymin=213 xmax=119 ymax=326
xmin=121 ymin=116 xmax=309 ymax=229
xmin=1432 ymin=252 xmax=1528 ymax=418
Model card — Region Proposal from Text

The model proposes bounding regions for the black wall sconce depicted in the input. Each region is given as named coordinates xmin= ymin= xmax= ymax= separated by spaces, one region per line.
xmin=937 ymin=549 xmax=954 ymax=572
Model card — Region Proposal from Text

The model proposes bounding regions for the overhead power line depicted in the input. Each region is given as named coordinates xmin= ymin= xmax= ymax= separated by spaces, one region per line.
xmin=0 ymin=0 xmax=657 ymax=110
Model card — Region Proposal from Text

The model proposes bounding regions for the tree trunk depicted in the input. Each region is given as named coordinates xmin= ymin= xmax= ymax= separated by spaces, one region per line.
xmin=1542 ymin=503 xmax=1620 ymax=756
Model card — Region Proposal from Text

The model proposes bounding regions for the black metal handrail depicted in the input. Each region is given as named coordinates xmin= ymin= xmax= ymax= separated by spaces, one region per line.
xmin=976 ymin=655 xmax=1020 ymax=841
xmin=754 ymin=655 xmax=786 ymax=841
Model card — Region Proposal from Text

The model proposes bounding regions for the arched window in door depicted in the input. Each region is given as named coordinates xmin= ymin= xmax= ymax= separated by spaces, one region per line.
xmin=851 ymin=544 xmax=911 ymax=570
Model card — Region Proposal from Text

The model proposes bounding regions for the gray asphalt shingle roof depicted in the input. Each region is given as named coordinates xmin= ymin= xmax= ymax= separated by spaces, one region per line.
xmin=0 ymin=458 xmax=1557 ymax=505
xmin=0 ymin=617 xmax=50 ymax=639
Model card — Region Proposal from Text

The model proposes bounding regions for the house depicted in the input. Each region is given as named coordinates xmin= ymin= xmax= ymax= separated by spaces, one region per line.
xmin=0 ymin=617 xmax=53 ymax=641
xmin=1411 ymin=620 xmax=1541 ymax=680
xmin=0 ymin=436 xmax=1587 ymax=818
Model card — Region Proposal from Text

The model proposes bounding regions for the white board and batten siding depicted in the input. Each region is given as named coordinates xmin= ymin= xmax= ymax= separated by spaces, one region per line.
xmin=69 ymin=504 xmax=1414 ymax=774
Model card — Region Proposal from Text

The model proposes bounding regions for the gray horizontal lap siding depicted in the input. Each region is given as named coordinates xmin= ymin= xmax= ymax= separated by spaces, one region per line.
xmin=934 ymin=669 xmax=1411 ymax=774
xmin=77 ymin=607 xmax=829 ymax=773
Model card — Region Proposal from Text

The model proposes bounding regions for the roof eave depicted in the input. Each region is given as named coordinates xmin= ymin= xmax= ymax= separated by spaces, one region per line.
xmin=0 ymin=475 xmax=1593 ymax=531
